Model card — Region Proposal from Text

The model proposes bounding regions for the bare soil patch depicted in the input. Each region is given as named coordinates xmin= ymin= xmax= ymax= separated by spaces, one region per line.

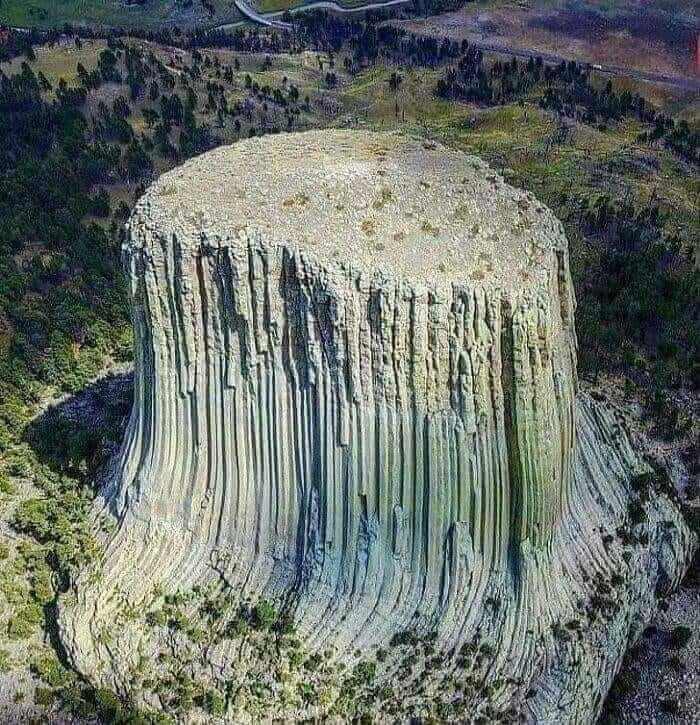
xmin=398 ymin=0 xmax=699 ymax=84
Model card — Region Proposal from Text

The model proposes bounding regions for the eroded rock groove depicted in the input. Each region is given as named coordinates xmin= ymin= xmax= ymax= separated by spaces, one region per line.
xmin=59 ymin=130 xmax=693 ymax=722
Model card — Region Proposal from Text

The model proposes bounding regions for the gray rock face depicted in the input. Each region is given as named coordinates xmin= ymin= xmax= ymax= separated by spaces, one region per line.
xmin=59 ymin=130 xmax=694 ymax=722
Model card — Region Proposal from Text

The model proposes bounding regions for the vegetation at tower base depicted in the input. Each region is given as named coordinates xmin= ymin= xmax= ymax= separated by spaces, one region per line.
xmin=0 ymin=14 xmax=697 ymax=722
xmin=54 ymin=130 xmax=695 ymax=722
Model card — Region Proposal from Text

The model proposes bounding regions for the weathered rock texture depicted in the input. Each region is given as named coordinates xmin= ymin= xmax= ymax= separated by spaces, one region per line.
xmin=59 ymin=130 xmax=694 ymax=722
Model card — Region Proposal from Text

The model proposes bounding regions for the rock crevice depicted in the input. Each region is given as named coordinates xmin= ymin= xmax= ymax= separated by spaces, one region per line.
xmin=59 ymin=130 xmax=693 ymax=722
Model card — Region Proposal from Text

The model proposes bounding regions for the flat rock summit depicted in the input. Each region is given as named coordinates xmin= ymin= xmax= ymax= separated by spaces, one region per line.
xmin=135 ymin=130 xmax=560 ymax=290
xmin=59 ymin=130 xmax=694 ymax=722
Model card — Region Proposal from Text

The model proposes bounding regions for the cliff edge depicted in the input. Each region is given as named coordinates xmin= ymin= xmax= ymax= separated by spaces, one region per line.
xmin=59 ymin=130 xmax=694 ymax=722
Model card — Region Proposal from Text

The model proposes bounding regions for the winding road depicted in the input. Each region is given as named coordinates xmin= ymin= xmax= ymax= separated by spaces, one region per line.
xmin=227 ymin=0 xmax=700 ymax=92
xmin=229 ymin=0 xmax=410 ymax=30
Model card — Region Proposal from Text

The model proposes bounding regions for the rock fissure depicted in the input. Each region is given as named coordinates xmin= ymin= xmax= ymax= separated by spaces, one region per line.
xmin=59 ymin=130 xmax=693 ymax=722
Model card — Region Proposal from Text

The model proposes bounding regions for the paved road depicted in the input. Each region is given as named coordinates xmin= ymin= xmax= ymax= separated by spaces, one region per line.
xmin=461 ymin=38 xmax=700 ymax=93
xmin=7 ymin=0 xmax=700 ymax=93
xmin=274 ymin=0 xmax=410 ymax=16
xmin=228 ymin=0 xmax=410 ymax=30
xmin=232 ymin=0 xmax=292 ymax=29
xmin=228 ymin=1 xmax=700 ymax=93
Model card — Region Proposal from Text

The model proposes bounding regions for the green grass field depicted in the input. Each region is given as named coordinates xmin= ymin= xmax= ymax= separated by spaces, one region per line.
xmin=0 ymin=0 xmax=242 ymax=29
xmin=0 ymin=39 xmax=106 ymax=84
xmin=0 ymin=0 xmax=383 ymax=28
xmin=335 ymin=63 xmax=698 ymax=251
xmin=254 ymin=0 xmax=300 ymax=13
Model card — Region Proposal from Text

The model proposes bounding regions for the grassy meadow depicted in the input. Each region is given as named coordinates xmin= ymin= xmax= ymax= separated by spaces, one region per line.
xmin=0 ymin=0 xmax=242 ymax=29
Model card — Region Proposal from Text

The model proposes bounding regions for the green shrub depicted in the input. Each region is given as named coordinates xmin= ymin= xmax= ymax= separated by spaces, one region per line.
xmin=252 ymin=599 xmax=277 ymax=630
xmin=199 ymin=689 xmax=226 ymax=716
xmin=12 ymin=486 xmax=97 ymax=581
xmin=146 ymin=608 xmax=168 ymax=627
xmin=669 ymin=625 xmax=692 ymax=650
xmin=93 ymin=687 xmax=123 ymax=720
xmin=34 ymin=687 xmax=56 ymax=707
xmin=7 ymin=602 xmax=43 ymax=640
xmin=350 ymin=660 xmax=376 ymax=686
xmin=31 ymin=652 xmax=74 ymax=689
xmin=30 ymin=565 xmax=54 ymax=606
xmin=4 ymin=453 xmax=32 ymax=479
xmin=225 ymin=612 xmax=249 ymax=638
xmin=0 ymin=472 xmax=15 ymax=496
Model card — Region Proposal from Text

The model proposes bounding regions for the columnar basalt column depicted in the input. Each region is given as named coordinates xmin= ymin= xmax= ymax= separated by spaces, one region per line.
xmin=59 ymin=130 xmax=693 ymax=722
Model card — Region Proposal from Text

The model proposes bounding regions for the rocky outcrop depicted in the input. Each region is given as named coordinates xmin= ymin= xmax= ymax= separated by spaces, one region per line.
xmin=59 ymin=130 xmax=694 ymax=722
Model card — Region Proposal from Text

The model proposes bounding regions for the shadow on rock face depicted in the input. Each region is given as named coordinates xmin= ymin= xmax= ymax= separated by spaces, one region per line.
xmin=25 ymin=371 xmax=134 ymax=480
xmin=52 ymin=131 xmax=696 ymax=722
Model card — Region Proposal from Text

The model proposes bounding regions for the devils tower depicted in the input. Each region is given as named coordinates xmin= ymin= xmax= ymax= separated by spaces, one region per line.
xmin=59 ymin=130 xmax=693 ymax=722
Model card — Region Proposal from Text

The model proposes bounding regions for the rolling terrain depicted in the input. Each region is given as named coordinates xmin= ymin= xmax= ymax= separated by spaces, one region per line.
xmin=0 ymin=0 xmax=244 ymax=30
xmin=397 ymin=0 xmax=699 ymax=91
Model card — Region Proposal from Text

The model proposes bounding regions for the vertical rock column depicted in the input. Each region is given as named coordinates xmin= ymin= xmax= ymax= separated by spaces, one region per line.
xmin=60 ymin=129 xmax=604 ymax=687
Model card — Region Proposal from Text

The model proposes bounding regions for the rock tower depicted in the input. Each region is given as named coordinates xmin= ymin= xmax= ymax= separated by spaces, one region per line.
xmin=60 ymin=130 xmax=693 ymax=722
